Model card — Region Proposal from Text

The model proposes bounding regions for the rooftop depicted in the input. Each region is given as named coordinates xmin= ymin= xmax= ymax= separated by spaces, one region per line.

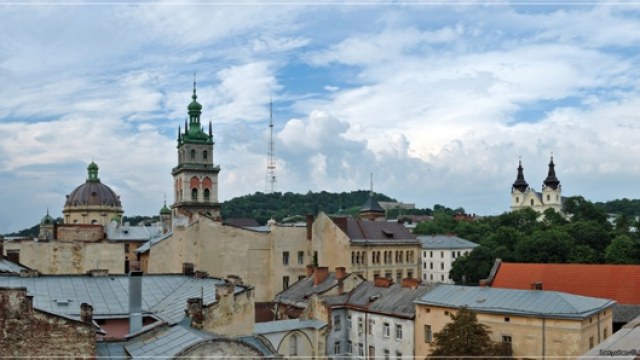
xmin=332 ymin=217 xmax=419 ymax=245
xmin=418 ymin=234 xmax=479 ymax=250
xmin=491 ymin=262 xmax=640 ymax=305
xmin=416 ymin=284 xmax=616 ymax=320
xmin=334 ymin=281 xmax=432 ymax=318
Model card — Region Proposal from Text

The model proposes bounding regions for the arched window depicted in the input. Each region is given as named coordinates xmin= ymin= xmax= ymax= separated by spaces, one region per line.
xmin=515 ymin=196 xmax=519 ymax=203
xmin=547 ymin=194 xmax=550 ymax=201
xmin=351 ymin=252 xmax=355 ymax=264
xmin=191 ymin=188 xmax=198 ymax=201
xmin=204 ymin=188 xmax=210 ymax=201
xmin=190 ymin=149 xmax=196 ymax=161
xmin=530 ymin=199 xmax=534 ymax=206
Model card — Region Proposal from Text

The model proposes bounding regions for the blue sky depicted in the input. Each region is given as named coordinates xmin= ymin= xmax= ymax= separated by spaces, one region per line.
xmin=2 ymin=1 xmax=640 ymax=233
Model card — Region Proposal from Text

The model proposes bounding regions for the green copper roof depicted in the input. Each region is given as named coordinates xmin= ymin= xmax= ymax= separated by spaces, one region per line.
xmin=41 ymin=212 xmax=55 ymax=225
xmin=160 ymin=201 xmax=171 ymax=215
xmin=87 ymin=161 xmax=100 ymax=182
xmin=178 ymin=79 xmax=214 ymax=145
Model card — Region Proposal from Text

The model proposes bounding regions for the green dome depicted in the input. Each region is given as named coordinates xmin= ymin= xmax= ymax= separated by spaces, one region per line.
xmin=87 ymin=161 xmax=99 ymax=171
xmin=188 ymin=92 xmax=202 ymax=112
xmin=41 ymin=213 xmax=55 ymax=225
xmin=160 ymin=203 xmax=171 ymax=215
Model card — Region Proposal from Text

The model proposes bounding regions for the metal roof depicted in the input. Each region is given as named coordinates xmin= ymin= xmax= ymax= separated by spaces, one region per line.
xmin=274 ymin=273 xmax=342 ymax=307
xmin=254 ymin=319 xmax=327 ymax=334
xmin=0 ymin=257 xmax=27 ymax=273
xmin=416 ymin=284 xmax=616 ymax=320
xmin=418 ymin=235 xmax=479 ymax=250
xmin=580 ymin=314 xmax=640 ymax=359
xmin=333 ymin=282 xmax=432 ymax=318
xmin=332 ymin=217 xmax=419 ymax=244
xmin=0 ymin=274 xmax=245 ymax=325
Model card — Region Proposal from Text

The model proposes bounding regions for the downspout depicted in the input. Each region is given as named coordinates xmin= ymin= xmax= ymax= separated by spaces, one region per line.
xmin=597 ymin=311 xmax=601 ymax=343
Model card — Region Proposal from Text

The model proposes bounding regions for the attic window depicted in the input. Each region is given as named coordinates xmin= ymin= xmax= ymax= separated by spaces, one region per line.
xmin=381 ymin=229 xmax=394 ymax=238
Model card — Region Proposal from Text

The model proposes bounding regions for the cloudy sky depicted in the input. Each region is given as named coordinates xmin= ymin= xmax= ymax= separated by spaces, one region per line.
xmin=1 ymin=1 xmax=640 ymax=233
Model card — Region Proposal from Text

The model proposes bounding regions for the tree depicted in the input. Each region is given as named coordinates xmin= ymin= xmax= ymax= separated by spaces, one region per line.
xmin=449 ymin=247 xmax=495 ymax=284
xmin=605 ymin=235 xmax=639 ymax=264
xmin=514 ymin=229 xmax=574 ymax=263
xmin=429 ymin=307 xmax=512 ymax=359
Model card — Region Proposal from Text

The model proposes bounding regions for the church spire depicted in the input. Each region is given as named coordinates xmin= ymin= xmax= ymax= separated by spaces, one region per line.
xmin=543 ymin=154 xmax=560 ymax=190
xmin=512 ymin=158 xmax=528 ymax=192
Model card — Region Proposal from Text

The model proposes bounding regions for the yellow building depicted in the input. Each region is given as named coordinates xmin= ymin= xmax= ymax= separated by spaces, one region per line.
xmin=415 ymin=284 xmax=615 ymax=359
xmin=311 ymin=212 xmax=420 ymax=282
xmin=63 ymin=161 xmax=123 ymax=225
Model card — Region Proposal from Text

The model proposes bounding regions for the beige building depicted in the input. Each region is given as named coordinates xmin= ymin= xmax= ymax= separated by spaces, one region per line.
xmin=414 ymin=284 xmax=615 ymax=359
xmin=511 ymin=156 xmax=563 ymax=213
xmin=311 ymin=212 xmax=421 ymax=283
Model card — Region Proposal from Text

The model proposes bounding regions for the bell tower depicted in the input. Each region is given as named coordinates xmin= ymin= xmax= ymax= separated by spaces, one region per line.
xmin=171 ymin=78 xmax=221 ymax=219
xmin=541 ymin=154 xmax=562 ymax=212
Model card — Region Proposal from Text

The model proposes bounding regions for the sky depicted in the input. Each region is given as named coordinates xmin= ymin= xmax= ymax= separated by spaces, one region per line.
xmin=2 ymin=1 xmax=640 ymax=233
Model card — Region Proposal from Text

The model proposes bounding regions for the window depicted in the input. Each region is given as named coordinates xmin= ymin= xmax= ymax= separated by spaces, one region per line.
xmin=424 ymin=324 xmax=432 ymax=343
xmin=203 ymin=188 xmax=210 ymax=201
xmin=441 ymin=274 xmax=445 ymax=281
xmin=396 ymin=271 xmax=402 ymax=284
xmin=429 ymin=251 xmax=433 ymax=258
xmin=504 ymin=317 xmax=510 ymax=322
xmin=368 ymin=346 xmax=375 ymax=359
xmin=191 ymin=188 xmax=198 ymax=201
xmin=589 ymin=336 xmax=594 ymax=349
xmin=396 ymin=351 xmax=402 ymax=359
xmin=395 ymin=324 xmax=403 ymax=340
xmin=515 ymin=196 xmax=519 ymax=203
xmin=604 ymin=327 xmax=608 ymax=339
xmin=347 ymin=315 xmax=352 ymax=330
xmin=289 ymin=334 xmax=298 ymax=356
xmin=334 ymin=341 xmax=341 ymax=355
xmin=283 ymin=251 xmax=289 ymax=265
xmin=347 ymin=341 xmax=352 ymax=354
xmin=422 ymin=262 xmax=426 ymax=269
xmin=352 ymin=251 xmax=355 ymax=264
xmin=407 ymin=270 xmax=413 ymax=279
xmin=502 ymin=335 xmax=512 ymax=344
xmin=384 ymin=349 xmax=390 ymax=360
xmin=357 ymin=317 xmax=363 ymax=333
xmin=298 ymin=275 xmax=305 ymax=281
xmin=334 ymin=315 xmax=341 ymax=331
xmin=190 ymin=149 xmax=196 ymax=160
xmin=385 ymin=271 xmax=392 ymax=279
xmin=547 ymin=194 xmax=550 ymax=201
xmin=530 ymin=199 xmax=534 ymax=206
xmin=440 ymin=263 xmax=444 ymax=270
xmin=440 ymin=251 xmax=444 ymax=258
xmin=124 ymin=244 xmax=130 ymax=253
xmin=358 ymin=343 xmax=364 ymax=357
xmin=383 ymin=322 xmax=390 ymax=337
xmin=203 ymin=150 xmax=208 ymax=160
xmin=297 ymin=251 xmax=304 ymax=265
xmin=444 ymin=311 xmax=450 ymax=316
xmin=430 ymin=262 xmax=433 ymax=270
xmin=368 ymin=319 xmax=374 ymax=334
xmin=283 ymin=276 xmax=289 ymax=290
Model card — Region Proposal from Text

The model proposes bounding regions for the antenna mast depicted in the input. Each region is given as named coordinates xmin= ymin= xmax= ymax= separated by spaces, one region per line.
xmin=266 ymin=99 xmax=277 ymax=193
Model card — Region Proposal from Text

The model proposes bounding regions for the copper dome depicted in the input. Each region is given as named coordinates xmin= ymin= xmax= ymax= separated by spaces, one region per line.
xmin=64 ymin=162 xmax=122 ymax=208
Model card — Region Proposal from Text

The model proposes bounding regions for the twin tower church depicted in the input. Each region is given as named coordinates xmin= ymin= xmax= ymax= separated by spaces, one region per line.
xmin=52 ymin=80 xmax=563 ymax=229
xmin=511 ymin=156 xmax=563 ymax=213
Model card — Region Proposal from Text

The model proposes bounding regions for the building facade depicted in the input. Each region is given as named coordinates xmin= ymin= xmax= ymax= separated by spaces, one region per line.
xmin=414 ymin=284 xmax=615 ymax=359
xmin=511 ymin=156 xmax=562 ymax=213
xmin=418 ymin=234 xmax=478 ymax=284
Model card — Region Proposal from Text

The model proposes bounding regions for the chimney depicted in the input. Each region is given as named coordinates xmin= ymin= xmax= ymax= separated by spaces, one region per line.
xmin=530 ymin=282 xmax=543 ymax=291
xmin=186 ymin=297 xmax=204 ymax=329
xmin=226 ymin=274 xmax=242 ymax=286
xmin=194 ymin=270 xmax=209 ymax=279
xmin=306 ymin=264 xmax=315 ymax=278
xmin=313 ymin=266 xmax=329 ymax=286
xmin=129 ymin=271 xmax=143 ymax=334
xmin=374 ymin=277 xmax=393 ymax=288
xmin=401 ymin=278 xmax=421 ymax=289
xmin=335 ymin=267 xmax=346 ymax=281
xmin=0 ymin=240 xmax=4 ymax=257
xmin=182 ymin=262 xmax=195 ymax=275
xmin=80 ymin=303 xmax=93 ymax=324
xmin=306 ymin=214 xmax=314 ymax=240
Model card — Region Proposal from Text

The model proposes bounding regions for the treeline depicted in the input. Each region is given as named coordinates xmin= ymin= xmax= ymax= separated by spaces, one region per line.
xmin=220 ymin=190 xmax=397 ymax=224
xmin=415 ymin=196 xmax=640 ymax=284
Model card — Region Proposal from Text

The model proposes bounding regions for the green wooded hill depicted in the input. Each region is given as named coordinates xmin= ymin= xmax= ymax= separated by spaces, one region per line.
xmin=220 ymin=190 xmax=398 ymax=224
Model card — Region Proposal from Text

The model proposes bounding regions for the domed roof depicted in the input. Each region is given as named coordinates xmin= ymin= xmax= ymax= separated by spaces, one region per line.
xmin=41 ymin=211 xmax=55 ymax=225
xmin=64 ymin=162 xmax=122 ymax=208
xmin=160 ymin=202 xmax=171 ymax=215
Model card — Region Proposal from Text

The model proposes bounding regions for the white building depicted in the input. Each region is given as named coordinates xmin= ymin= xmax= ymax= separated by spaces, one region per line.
xmin=510 ymin=156 xmax=563 ymax=213
xmin=326 ymin=278 xmax=431 ymax=359
xmin=418 ymin=234 xmax=478 ymax=284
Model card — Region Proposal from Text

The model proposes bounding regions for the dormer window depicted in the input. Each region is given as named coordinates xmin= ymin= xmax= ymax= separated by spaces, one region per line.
xmin=381 ymin=229 xmax=394 ymax=238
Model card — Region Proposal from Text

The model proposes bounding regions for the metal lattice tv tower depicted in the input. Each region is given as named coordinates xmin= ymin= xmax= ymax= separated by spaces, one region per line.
xmin=266 ymin=99 xmax=277 ymax=193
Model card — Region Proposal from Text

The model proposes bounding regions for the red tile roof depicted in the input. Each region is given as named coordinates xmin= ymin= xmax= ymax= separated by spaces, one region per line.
xmin=492 ymin=262 xmax=640 ymax=304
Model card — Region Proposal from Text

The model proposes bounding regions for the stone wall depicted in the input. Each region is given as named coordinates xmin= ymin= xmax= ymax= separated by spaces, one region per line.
xmin=4 ymin=241 xmax=124 ymax=274
xmin=57 ymin=224 xmax=105 ymax=242
xmin=0 ymin=287 xmax=96 ymax=357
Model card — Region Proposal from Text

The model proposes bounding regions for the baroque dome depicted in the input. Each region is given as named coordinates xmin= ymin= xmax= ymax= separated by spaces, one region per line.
xmin=64 ymin=162 xmax=122 ymax=208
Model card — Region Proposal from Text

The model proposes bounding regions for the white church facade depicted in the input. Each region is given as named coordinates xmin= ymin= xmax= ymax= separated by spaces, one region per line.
xmin=511 ymin=156 xmax=562 ymax=213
